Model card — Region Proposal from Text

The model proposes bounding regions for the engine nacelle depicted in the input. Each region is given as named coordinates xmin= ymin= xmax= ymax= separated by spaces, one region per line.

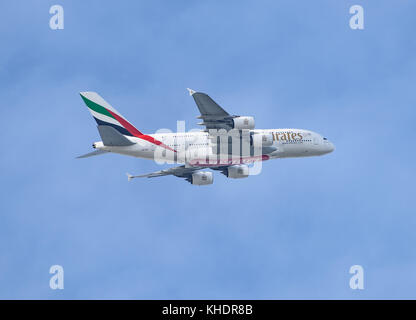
xmin=251 ymin=133 xmax=274 ymax=147
xmin=191 ymin=171 xmax=213 ymax=185
xmin=261 ymin=133 xmax=273 ymax=147
xmin=226 ymin=164 xmax=249 ymax=179
xmin=232 ymin=116 xmax=255 ymax=130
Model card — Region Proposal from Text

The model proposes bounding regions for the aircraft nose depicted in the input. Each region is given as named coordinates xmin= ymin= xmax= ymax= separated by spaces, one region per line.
xmin=322 ymin=140 xmax=335 ymax=154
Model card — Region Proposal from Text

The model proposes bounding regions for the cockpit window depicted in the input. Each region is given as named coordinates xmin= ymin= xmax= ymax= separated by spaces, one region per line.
xmin=323 ymin=137 xmax=328 ymax=140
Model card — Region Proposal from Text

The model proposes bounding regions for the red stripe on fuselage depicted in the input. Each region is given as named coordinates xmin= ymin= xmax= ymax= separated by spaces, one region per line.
xmin=138 ymin=134 xmax=176 ymax=152
xmin=106 ymin=109 xmax=176 ymax=152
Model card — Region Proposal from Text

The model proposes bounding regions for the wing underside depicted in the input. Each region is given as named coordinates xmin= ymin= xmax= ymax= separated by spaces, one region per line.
xmin=187 ymin=89 xmax=239 ymax=131
xmin=127 ymin=165 xmax=204 ymax=183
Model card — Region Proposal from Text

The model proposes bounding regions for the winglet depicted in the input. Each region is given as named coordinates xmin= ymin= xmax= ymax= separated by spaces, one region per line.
xmin=126 ymin=173 xmax=134 ymax=181
xmin=187 ymin=88 xmax=196 ymax=96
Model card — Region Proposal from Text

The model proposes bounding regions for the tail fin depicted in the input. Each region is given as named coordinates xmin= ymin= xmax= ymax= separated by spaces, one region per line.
xmin=80 ymin=92 xmax=143 ymax=137
xmin=97 ymin=125 xmax=135 ymax=146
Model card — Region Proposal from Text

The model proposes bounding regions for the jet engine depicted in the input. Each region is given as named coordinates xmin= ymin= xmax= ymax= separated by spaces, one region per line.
xmin=259 ymin=133 xmax=274 ymax=147
xmin=226 ymin=164 xmax=249 ymax=179
xmin=232 ymin=116 xmax=255 ymax=130
xmin=191 ymin=171 xmax=213 ymax=185
xmin=250 ymin=133 xmax=274 ymax=147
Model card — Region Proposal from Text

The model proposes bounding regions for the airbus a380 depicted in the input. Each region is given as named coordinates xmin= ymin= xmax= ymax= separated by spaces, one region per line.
xmin=78 ymin=89 xmax=334 ymax=185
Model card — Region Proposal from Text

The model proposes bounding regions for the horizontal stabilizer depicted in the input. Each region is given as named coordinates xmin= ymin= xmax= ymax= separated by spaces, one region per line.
xmin=76 ymin=149 xmax=109 ymax=159
xmin=97 ymin=125 xmax=136 ymax=147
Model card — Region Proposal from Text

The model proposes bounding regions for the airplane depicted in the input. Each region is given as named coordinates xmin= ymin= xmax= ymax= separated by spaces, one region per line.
xmin=78 ymin=89 xmax=335 ymax=185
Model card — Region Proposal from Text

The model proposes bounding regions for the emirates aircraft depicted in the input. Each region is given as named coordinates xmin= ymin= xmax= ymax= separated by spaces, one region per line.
xmin=78 ymin=89 xmax=334 ymax=185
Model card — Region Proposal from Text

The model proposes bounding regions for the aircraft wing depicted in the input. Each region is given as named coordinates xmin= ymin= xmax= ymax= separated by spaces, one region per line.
xmin=127 ymin=165 xmax=204 ymax=182
xmin=187 ymin=88 xmax=236 ymax=131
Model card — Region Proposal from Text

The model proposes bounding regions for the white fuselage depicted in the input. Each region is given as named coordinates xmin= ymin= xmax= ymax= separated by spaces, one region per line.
xmin=93 ymin=129 xmax=335 ymax=165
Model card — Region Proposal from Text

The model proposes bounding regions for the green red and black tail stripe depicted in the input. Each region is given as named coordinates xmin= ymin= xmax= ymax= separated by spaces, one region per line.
xmin=80 ymin=92 xmax=176 ymax=152
xmin=93 ymin=117 xmax=133 ymax=136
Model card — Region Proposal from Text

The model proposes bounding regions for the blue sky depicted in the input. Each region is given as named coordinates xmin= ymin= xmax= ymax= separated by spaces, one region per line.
xmin=0 ymin=0 xmax=415 ymax=299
